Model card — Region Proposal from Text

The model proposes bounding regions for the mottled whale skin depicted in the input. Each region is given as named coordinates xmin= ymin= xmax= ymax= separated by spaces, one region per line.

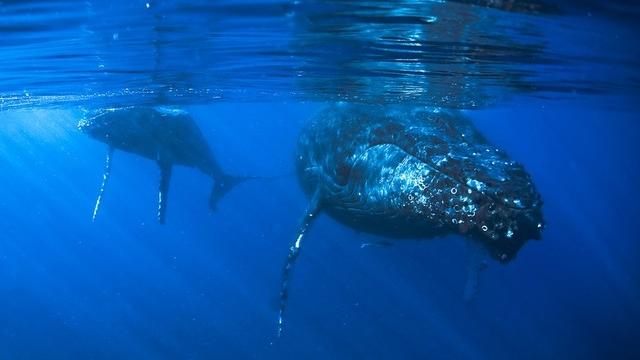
xmin=78 ymin=106 xmax=245 ymax=223
xmin=298 ymin=104 xmax=543 ymax=260
xmin=277 ymin=103 xmax=544 ymax=334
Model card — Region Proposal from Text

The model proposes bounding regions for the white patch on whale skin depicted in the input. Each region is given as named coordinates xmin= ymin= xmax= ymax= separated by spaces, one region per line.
xmin=154 ymin=106 xmax=188 ymax=116
xmin=466 ymin=178 xmax=486 ymax=192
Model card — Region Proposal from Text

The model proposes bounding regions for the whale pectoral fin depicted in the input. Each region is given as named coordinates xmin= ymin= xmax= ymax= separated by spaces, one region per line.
xmin=463 ymin=239 xmax=489 ymax=301
xmin=92 ymin=146 xmax=114 ymax=222
xmin=360 ymin=240 xmax=393 ymax=249
xmin=157 ymin=162 xmax=173 ymax=224
xmin=277 ymin=189 xmax=322 ymax=337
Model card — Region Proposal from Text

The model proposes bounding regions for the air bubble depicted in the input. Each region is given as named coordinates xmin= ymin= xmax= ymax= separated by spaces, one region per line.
xmin=450 ymin=188 xmax=457 ymax=194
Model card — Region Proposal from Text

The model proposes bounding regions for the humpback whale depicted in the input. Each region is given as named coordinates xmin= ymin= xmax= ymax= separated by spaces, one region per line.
xmin=78 ymin=106 xmax=247 ymax=224
xmin=277 ymin=103 xmax=544 ymax=334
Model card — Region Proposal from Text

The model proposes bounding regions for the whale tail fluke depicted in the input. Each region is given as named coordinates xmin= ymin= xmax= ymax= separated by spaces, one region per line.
xmin=208 ymin=172 xmax=290 ymax=211
xmin=208 ymin=174 xmax=249 ymax=211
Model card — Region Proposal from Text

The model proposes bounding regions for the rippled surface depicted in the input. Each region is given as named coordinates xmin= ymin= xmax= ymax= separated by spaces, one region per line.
xmin=0 ymin=0 xmax=638 ymax=109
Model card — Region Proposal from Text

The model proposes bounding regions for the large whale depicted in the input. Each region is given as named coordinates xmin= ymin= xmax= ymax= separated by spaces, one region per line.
xmin=277 ymin=103 xmax=544 ymax=334
xmin=78 ymin=106 xmax=248 ymax=224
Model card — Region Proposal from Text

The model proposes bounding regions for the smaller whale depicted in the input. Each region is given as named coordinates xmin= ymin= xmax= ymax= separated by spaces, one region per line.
xmin=78 ymin=106 xmax=248 ymax=223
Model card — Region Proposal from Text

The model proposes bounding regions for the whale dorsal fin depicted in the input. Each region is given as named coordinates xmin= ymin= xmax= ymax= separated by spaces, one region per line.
xmin=157 ymin=160 xmax=173 ymax=224
xmin=277 ymin=188 xmax=322 ymax=337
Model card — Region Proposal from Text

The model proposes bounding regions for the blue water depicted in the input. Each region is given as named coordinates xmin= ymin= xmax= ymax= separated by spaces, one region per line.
xmin=1 ymin=1 xmax=639 ymax=359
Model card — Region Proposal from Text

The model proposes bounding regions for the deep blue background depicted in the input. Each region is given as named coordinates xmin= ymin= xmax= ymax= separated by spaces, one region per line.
xmin=0 ymin=95 xmax=638 ymax=359
xmin=1 ymin=0 xmax=639 ymax=358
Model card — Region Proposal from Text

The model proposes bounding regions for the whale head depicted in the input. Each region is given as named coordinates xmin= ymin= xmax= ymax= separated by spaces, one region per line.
xmin=474 ymin=187 xmax=544 ymax=263
xmin=77 ymin=108 xmax=127 ymax=142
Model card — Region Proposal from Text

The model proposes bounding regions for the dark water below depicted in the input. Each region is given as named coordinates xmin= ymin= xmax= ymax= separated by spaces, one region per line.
xmin=0 ymin=1 xmax=639 ymax=359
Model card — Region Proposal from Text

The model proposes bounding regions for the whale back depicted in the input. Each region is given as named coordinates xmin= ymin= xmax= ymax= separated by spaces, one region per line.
xmin=79 ymin=107 xmax=159 ymax=159
xmin=78 ymin=107 xmax=217 ymax=176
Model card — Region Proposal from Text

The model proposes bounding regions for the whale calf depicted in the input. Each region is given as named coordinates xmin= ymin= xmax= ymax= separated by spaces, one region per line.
xmin=78 ymin=106 xmax=247 ymax=223
xmin=277 ymin=103 xmax=544 ymax=334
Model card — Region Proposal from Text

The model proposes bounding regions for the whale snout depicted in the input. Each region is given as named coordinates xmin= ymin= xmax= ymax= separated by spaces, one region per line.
xmin=77 ymin=118 xmax=91 ymax=132
xmin=77 ymin=109 xmax=120 ymax=141
xmin=77 ymin=117 xmax=103 ymax=136
xmin=481 ymin=205 xmax=544 ymax=263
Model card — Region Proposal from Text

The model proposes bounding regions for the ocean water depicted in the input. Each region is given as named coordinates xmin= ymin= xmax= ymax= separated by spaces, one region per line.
xmin=0 ymin=1 xmax=639 ymax=359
